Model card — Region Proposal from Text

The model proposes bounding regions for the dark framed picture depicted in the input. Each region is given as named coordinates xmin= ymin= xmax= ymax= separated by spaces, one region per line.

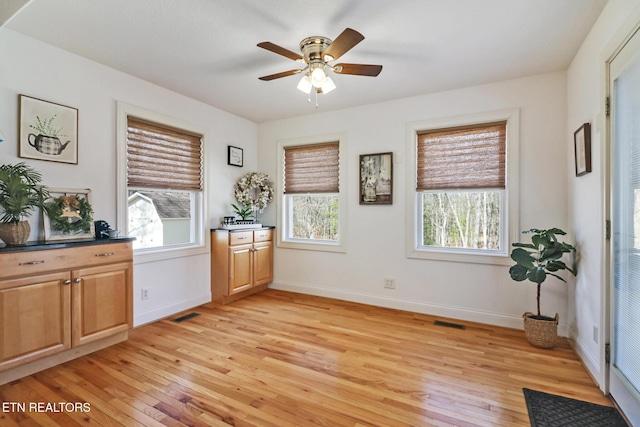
xmin=227 ymin=145 xmax=243 ymax=167
xmin=359 ymin=152 xmax=393 ymax=205
xmin=574 ymin=123 xmax=592 ymax=176
xmin=19 ymin=95 xmax=78 ymax=164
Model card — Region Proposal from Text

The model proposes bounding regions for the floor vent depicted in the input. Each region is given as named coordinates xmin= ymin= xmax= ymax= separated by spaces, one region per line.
xmin=171 ymin=312 xmax=201 ymax=323
xmin=434 ymin=320 xmax=466 ymax=330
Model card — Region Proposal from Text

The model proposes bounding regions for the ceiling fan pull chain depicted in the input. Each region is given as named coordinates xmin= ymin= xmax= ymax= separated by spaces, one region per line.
xmin=315 ymin=88 xmax=319 ymax=108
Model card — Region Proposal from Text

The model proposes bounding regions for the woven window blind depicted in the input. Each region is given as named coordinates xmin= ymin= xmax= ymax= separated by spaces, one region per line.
xmin=417 ymin=121 xmax=506 ymax=191
xmin=127 ymin=117 xmax=203 ymax=191
xmin=284 ymin=142 xmax=339 ymax=194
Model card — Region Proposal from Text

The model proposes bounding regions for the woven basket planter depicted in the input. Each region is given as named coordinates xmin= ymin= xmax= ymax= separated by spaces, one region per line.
xmin=0 ymin=221 xmax=31 ymax=245
xmin=523 ymin=312 xmax=558 ymax=349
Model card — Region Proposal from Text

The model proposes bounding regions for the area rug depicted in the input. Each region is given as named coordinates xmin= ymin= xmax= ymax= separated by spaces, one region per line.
xmin=523 ymin=388 xmax=628 ymax=427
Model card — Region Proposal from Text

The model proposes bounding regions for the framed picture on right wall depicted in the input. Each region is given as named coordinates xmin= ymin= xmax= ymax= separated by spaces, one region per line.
xmin=574 ymin=122 xmax=592 ymax=176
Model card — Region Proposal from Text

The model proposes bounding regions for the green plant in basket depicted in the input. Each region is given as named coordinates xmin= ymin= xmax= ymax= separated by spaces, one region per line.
xmin=509 ymin=228 xmax=576 ymax=318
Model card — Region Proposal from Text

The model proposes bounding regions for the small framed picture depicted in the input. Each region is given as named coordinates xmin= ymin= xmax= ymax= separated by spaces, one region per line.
xmin=228 ymin=145 xmax=243 ymax=167
xmin=359 ymin=152 xmax=393 ymax=205
xmin=43 ymin=188 xmax=94 ymax=241
xmin=574 ymin=123 xmax=592 ymax=176
xmin=19 ymin=95 xmax=79 ymax=164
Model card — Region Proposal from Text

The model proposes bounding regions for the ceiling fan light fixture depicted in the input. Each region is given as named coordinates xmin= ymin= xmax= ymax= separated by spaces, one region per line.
xmin=297 ymin=74 xmax=312 ymax=94
xmin=311 ymin=66 xmax=326 ymax=87
xmin=320 ymin=76 xmax=336 ymax=94
xmin=258 ymin=28 xmax=381 ymax=105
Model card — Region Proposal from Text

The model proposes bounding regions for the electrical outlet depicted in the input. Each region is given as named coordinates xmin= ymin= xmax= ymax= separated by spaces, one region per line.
xmin=593 ymin=325 xmax=599 ymax=344
xmin=384 ymin=278 xmax=396 ymax=289
xmin=141 ymin=288 xmax=149 ymax=300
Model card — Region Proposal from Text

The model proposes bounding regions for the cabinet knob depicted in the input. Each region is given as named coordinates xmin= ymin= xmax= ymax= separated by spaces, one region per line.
xmin=74 ymin=278 xmax=82 ymax=283
xmin=64 ymin=279 xmax=71 ymax=285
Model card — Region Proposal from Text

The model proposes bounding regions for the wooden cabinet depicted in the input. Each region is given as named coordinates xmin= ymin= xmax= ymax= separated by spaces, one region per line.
xmin=0 ymin=271 xmax=71 ymax=370
xmin=211 ymin=228 xmax=273 ymax=303
xmin=0 ymin=241 xmax=133 ymax=382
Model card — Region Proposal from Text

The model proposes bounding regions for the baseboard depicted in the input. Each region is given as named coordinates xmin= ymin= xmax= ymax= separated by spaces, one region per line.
xmin=270 ymin=280 xmax=569 ymax=336
xmin=569 ymin=336 xmax=604 ymax=392
xmin=134 ymin=293 xmax=211 ymax=327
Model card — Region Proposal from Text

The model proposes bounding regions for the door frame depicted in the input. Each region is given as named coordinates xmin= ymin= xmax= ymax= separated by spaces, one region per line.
xmin=603 ymin=4 xmax=640 ymax=416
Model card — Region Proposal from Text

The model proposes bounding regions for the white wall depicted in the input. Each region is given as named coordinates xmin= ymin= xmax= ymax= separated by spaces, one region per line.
xmin=567 ymin=0 xmax=640 ymax=390
xmin=0 ymin=29 xmax=258 ymax=326
xmin=258 ymin=72 xmax=570 ymax=333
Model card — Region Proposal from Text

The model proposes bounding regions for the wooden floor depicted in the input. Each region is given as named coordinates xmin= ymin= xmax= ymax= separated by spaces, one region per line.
xmin=0 ymin=289 xmax=613 ymax=426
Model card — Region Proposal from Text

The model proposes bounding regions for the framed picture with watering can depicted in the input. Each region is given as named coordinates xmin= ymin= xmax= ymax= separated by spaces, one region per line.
xmin=19 ymin=94 xmax=78 ymax=164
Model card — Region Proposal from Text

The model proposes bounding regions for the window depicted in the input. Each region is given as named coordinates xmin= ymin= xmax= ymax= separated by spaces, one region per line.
xmin=407 ymin=110 xmax=519 ymax=264
xmin=278 ymin=139 xmax=346 ymax=252
xmin=117 ymin=103 xmax=206 ymax=259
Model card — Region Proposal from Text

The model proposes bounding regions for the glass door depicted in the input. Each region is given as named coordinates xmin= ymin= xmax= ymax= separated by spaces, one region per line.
xmin=610 ymin=24 xmax=640 ymax=426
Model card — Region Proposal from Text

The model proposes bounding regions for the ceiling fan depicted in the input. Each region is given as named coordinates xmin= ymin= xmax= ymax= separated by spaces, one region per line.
xmin=257 ymin=28 xmax=383 ymax=99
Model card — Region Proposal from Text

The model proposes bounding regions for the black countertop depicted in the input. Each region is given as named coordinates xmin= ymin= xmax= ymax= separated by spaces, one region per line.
xmin=211 ymin=226 xmax=275 ymax=232
xmin=0 ymin=237 xmax=136 ymax=254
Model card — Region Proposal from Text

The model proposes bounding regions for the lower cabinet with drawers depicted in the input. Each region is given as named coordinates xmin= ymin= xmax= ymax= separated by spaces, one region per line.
xmin=0 ymin=239 xmax=134 ymax=384
xmin=211 ymin=227 xmax=274 ymax=303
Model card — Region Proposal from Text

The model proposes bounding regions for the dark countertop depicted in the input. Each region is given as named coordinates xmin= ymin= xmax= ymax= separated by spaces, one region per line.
xmin=0 ymin=237 xmax=136 ymax=254
xmin=211 ymin=226 xmax=275 ymax=232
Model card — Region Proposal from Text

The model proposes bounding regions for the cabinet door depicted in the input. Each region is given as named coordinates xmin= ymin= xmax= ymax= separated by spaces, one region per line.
xmin=72 ymin=262 xmax=132 ymax=347
xmin=0 ymin=272 xmax=71 ymax=371
xmin=253 ymin=241 xmax=273 ymax=287
xmin=229 ymin=243 xmax=253 ymax=294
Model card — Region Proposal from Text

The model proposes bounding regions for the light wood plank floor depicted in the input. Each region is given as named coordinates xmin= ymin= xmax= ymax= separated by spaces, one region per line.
xmin=0 ymin=290 xmax=613 ymax=426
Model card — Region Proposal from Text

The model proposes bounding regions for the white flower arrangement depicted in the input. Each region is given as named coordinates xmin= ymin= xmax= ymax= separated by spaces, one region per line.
xmin=233 ymin=172 xmax=274 ymax=213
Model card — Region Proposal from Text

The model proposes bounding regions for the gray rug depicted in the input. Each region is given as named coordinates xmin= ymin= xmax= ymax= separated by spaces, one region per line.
xmin=523 ymin=388 xmax=628 ymax=427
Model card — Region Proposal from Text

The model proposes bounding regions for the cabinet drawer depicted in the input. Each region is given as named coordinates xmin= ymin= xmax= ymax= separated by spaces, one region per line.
xmin=254 ymin=229 xmax=273 ymax=242
xmin=0 ymin=242 xmax=133 ymax=280
xmin=229 ymin=231 xmax=253 ymax=246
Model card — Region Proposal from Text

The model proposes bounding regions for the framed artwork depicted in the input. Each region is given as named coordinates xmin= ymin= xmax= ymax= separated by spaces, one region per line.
xmin=359 ymin=152 xmax=393 ymax=205
xmin=19 ymin=95 xmax=79 ymax=164
xmin=228 ymin=145 xmax=243 ymax=167
xmin=574 ymin=123 xmax=592 ymax=176
xmin=43 ymin=188 xmax=94 ymax=241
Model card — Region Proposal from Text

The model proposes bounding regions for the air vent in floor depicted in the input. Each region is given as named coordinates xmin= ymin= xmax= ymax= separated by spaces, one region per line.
xmin=171 ymin=312 xmax=201 ymax=323
xmin=433 ymin=320 xmax=466 ymax=330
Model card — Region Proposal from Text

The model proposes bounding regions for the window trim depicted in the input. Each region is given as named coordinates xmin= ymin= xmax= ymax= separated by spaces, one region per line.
xmin=276 ymin=134 xmax=347 ymax=253
xmin=406 ymin=109 xmax=519 ymax=265
xmin=116 ymin=102 xmax=208 ymax=264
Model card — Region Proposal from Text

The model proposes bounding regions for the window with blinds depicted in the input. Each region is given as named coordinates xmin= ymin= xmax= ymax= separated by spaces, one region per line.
xmin=125 ymin=116 xmax=203 ymax=250
xmin=127 ymin=117 xmax=203 ymax=191
xmin=417 ymin=122 xmax=506 ymax=191
xmin=283 ymin=142 xmax=339 ymax=194
xmin=282 ymin=141 xmax=341 ymax=244
xmin=415 ymin=121 xmax=508 ymax=254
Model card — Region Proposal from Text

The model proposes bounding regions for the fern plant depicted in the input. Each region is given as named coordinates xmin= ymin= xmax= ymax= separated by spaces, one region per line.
xmin=0 ymin=163 xmax=49 ymax=223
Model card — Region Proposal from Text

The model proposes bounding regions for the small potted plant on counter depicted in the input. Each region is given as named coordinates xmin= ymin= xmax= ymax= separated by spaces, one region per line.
xmin=0 ymin=162 xmax=49 ymax=245
xmin=509 ymin=228 xmax=576 ymax=348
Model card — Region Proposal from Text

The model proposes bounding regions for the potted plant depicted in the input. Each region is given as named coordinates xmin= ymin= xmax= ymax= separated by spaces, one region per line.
xmin=509 ymin=228 xmax=576 ymax=348
xmin=231 ymin=203 xmax=255 ymax=223
xmin=0 ymin=162 xmax=49 ymax=245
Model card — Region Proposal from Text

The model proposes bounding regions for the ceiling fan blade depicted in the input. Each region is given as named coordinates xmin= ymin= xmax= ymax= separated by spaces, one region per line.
xmin=257 ymin=42 xmax=304 ymax=61
xmin=323 ymin=28 xmax=364 ymax=61
xmin=258 ymin=69 xmax=303 ymax=81
xmin=333 ymin=63 xmax=383 ymax=77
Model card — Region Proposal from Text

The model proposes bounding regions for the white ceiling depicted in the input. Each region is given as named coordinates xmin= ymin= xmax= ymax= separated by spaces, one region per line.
xmin=5 ymin=0 xmax=608 ymax=123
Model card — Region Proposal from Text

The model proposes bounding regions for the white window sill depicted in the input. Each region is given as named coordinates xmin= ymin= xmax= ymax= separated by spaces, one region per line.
xmin=278 ymin=239 xmax=346 ymax=253
xmin=133 ymin=243 xmax=208 ymax=265
xmin=407 ymin=247 xmax=512 ymax=266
